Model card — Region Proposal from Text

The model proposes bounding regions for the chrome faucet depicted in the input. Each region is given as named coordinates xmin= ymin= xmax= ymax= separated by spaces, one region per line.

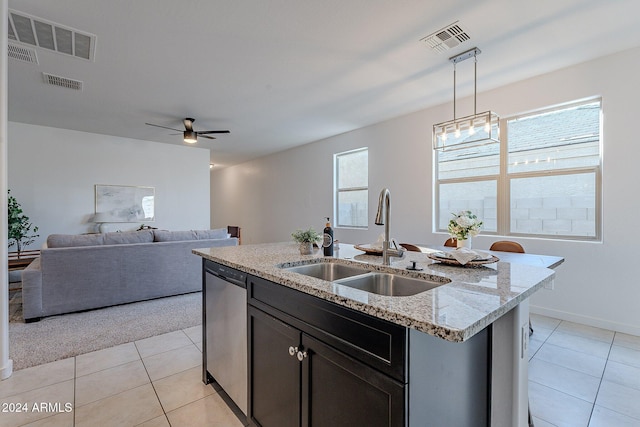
xmin=375 ymin=188 xmax=404 ymax=266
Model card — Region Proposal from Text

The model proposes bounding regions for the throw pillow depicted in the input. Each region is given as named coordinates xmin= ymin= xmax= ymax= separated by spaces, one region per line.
xmin=153 ymin=230 xmax=197 ymax=242
xmin=194 ymin=228 xmax=228 ymax=240
xmin=103 ymin=230 xmax=154 ymax=245
xmin=47 ymin=234 xmax=105 ymax=248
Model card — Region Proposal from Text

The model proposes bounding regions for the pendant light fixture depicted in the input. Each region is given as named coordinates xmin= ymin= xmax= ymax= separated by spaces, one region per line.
xmin=432 ymin=47 xmax=499 ymax=151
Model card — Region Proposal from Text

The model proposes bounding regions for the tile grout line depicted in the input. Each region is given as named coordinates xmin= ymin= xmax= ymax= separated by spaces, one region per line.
xmin=528 ymin=319 xmax=600 ymax=426
xmin=585 ymin=331 xmax=615 ymax=426
xmin=132 ymin=327 xmax=199 ymax=426
xmin=528 ymin=319 xmax=560 ymax=360
xmin=133 ymin=337 xmax=170 ymax=426
xmin=527 ymin=320 xmax=561 ymax=425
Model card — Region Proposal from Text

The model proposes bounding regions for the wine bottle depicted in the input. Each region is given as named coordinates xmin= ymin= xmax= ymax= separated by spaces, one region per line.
xmin=323 ymin=217 xmax=333 ymax=256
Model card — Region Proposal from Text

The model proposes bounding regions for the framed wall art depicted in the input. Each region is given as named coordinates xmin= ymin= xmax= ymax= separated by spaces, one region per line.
xmin=95 ymin=185 xmax=155 ymax=222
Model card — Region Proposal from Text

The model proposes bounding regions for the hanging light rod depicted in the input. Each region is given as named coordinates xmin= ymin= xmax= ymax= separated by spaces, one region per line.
xmin=432 ymin=46 xmax=500 ymax=151
xmin=450 ymin=47 xmax=481 ymax=64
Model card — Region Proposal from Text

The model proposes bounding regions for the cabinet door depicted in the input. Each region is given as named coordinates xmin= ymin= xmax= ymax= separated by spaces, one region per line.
xmin=249 ymin=306 xmax=301 ymax=427
xmin=301 ymin=333 xmax=405 ymax=427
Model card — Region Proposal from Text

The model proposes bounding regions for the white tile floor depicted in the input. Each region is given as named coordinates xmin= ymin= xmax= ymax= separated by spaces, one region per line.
xmin=0 ymin=325 xmax=246 ymax=427
xmin=528 ymin=314 xmax=640 ymax=426
xmin=0 ymin=315 xmax=639 ymax=426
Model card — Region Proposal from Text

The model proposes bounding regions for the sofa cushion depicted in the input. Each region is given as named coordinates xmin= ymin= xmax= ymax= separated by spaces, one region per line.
xmin=154 ymin=230 xmax=197 ymax=242
xmin=153 ymin=228 xmax=228 ymax=242
xmin=47 ymin=233 xmax=105 ymax=248
xmin=104 ymin=230 xmax=154 ymax=245
xmin=195 ymin=228 xmax=229 ymax=240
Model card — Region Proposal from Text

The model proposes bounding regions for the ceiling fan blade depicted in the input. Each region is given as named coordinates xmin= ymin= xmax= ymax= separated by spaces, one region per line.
xmin=197 ymin=130 xmax=230 ymax=135
xmin=198 ymin=134 xmax=216 ymax=140
xmin=145 ymin=123 xmax=183 ymax=132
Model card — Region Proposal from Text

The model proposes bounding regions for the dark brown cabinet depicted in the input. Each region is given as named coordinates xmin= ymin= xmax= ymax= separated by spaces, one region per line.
xmin=246 ymin=273 xmax=490 ymax=427
xmin=300 ymin=333 xmax=404 ymax=427
xmin=249 ymin=307 xmax=300 ymax=427
xmin=249 ymin=306 xmax=404 ymax=427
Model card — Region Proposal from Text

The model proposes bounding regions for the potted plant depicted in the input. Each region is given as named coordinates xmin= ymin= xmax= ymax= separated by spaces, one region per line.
xmin=292 ymin=227 xmax=321 ymax=255
xmin=8 ymin=189 xmax=39 ymax=257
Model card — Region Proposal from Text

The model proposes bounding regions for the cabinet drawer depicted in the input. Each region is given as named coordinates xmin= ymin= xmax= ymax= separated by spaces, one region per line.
xmin=248 ymin=275 xmax=406 ymax=382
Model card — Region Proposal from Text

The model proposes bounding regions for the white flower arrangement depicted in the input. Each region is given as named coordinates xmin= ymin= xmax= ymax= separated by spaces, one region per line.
xmin=448 ymin=210 xmax=483 ymax=241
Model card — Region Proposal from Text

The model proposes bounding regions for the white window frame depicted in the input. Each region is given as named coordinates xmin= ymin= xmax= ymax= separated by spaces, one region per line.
xmin=435 ymin=98 xmax=602 ymax=241
xmin=334 ymin=147 xmax=368 ymax=229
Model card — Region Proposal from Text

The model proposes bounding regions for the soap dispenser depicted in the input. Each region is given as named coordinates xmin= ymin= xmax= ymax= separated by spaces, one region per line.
xmin=323 ymin=217 xmax=334 ymax=256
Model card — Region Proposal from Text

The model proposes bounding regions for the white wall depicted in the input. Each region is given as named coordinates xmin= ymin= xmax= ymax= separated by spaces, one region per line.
xmin=9 ymin=122 xmax=211 ymax=248
xmin=212 ymin=46 xmax=640 ymax=336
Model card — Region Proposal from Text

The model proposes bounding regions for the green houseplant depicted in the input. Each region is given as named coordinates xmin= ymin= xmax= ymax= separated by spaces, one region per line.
xmin=292 ymin=227 xmax=320 ymax=255
xmin=8 ymin=190 xmax=39 ymax=257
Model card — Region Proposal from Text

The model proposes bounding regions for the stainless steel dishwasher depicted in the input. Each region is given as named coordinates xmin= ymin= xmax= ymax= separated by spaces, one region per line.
xmin=203 ymin=260 xmax=248 ymax=415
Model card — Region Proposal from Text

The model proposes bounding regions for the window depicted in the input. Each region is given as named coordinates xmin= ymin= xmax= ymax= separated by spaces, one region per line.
xmin=435 ymin=99 xmax=601 ymax=240
xmin=335 ymin=148 xmax=368 ymax=228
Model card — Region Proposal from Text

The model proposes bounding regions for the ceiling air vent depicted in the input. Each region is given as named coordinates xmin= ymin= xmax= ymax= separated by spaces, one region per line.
xmin=42 ymin=72 xmax=83 ymax=91
xmin=8 ymin=43 xmax=39 ymax=64
xmin=420 ymin=21 xmax=471 ymax=53
xmin=8 ymin=9 xmax=97 ymax=62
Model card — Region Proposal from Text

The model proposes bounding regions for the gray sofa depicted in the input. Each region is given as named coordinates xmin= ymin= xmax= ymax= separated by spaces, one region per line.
xmin=21 ymin=228 xmax=238 ymax=321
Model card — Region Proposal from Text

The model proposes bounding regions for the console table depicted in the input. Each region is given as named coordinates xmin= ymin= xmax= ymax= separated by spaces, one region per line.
xmin=8 ymin=250 xmax=40 ymax=291
xmin=8 ymin=250 xmax=41 ymax=271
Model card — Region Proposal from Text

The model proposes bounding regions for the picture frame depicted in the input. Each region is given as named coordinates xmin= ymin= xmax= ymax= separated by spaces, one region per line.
xmin=95 ymin=185 xmax=155 ymax=222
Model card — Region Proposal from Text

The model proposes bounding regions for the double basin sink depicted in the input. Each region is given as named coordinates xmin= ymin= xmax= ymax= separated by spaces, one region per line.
xmin=283 ymin=261 xmax=449 ymax=297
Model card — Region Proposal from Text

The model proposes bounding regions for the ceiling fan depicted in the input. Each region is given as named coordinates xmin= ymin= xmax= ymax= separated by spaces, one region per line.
xmin=145 ymin=118 xmax=230 ymax=144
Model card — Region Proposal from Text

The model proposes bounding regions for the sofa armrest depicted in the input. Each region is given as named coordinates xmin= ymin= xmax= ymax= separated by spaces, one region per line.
xmin=21 ymin=257 xmax=43 ymax=321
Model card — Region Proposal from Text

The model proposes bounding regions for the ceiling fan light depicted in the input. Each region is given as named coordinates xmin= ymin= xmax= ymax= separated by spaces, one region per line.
xmin=183 ymin=130 xmax=197 ymax=144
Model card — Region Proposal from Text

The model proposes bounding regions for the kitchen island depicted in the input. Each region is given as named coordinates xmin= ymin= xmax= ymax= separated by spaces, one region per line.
xmin=194 ymin=242 xmax=561 ymax=427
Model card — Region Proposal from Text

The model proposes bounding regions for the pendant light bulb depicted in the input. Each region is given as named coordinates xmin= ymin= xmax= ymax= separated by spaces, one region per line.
xmin=454 ymin=125 xmax=461 ymax=138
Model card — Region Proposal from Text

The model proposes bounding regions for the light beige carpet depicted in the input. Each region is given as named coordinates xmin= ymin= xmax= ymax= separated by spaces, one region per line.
xmin=8 ymin=287 xmax=201 ymax=370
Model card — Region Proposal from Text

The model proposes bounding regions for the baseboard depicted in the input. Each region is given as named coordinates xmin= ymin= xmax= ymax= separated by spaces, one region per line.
xmin=0 ymin=359 xmax=13 ymax=380
xmin=530 ymin=305 xmax=640 ymax=337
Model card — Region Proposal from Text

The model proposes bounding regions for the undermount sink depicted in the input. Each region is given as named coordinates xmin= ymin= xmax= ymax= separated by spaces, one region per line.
xmin=335 ymin=273 xmax=446 ymax=297
xmin=284 ymin=262 xmax=370 ymax=281
xmin=283 ymin=262 xmax=449 ymax=297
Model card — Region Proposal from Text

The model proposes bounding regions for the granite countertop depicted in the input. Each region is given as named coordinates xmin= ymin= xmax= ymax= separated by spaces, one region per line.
xmin=193 ymin=242 xmax=557 ymax=342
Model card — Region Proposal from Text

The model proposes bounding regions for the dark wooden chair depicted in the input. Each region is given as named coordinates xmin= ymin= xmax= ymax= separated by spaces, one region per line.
xmin=444 ymin=237 xmax=457 ymax=247
xmin=490 ymin=240 xmax=525 ymax=253
xmin=399 ymin=243 xmax=421 ymax=252
xmin=227 ymin=226 xmax=241 ymax=245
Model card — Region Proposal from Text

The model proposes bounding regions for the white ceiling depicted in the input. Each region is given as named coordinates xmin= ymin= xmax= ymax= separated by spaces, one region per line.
xmin=7 ymin=0 xmax=640 ymax=168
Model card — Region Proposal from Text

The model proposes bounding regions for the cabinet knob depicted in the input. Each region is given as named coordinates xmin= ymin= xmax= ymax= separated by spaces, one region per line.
xmin=296 ymin=350 xmax=308 ymax=361
xmin=288 ymin=346 xmax=298 ymax=356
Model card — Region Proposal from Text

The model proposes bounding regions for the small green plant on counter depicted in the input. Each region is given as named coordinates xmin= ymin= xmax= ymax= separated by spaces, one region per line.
xmin=291 ymin=227 xmax=321 ymax=243
xmin=8 ymin=189 xmax=39 ymax=257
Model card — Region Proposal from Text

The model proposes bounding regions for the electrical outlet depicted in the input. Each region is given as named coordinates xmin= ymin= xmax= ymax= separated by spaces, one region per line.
xmin=544 ymin=279 xmax=555 ymax=290
xmin=521 ymin=324 xmax=529 ymax=359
